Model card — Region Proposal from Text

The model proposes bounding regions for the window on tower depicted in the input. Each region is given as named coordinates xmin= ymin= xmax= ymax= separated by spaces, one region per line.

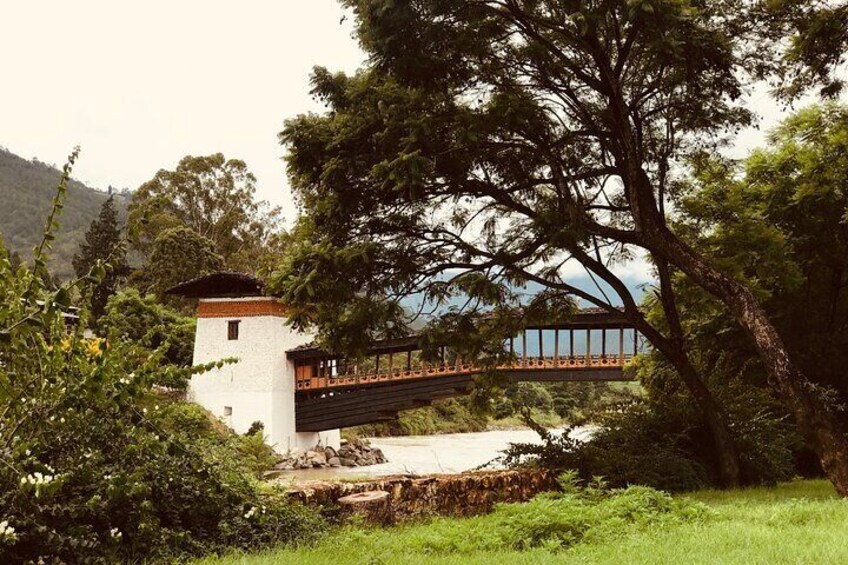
xmin=228 ymin=320 xmax=240 ymax=340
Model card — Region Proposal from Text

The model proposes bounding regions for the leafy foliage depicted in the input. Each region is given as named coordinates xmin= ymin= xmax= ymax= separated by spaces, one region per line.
xmin=72 ymin=194 xmax=129 ymax=322
xmin=129 ymin=153 xmax=282 ymax=275
xmin=674 ymin=103 xmax=848 ymax=423
xmin=100 ymin=289 xmax=196 ymax=387
xmin=130 ymin=226 xmax=224 ymax=298
xmin=0 ymin=153 xmax=324 ymax=563
xmin=758 ymin=1 xmax=848 ymax=99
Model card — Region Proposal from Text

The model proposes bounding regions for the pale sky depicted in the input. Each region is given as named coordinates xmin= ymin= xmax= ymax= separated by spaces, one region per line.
xmin=0 ymin=2 xmax=821 ymax=286
xmin=1 ymin=1 xmax=364 ymax=217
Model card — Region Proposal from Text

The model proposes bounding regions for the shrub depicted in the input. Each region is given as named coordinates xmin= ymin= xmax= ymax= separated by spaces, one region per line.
xmin=100 ymin=288 xmax=196 ymax=388
xmin=502 ymin=383 xmax=798 ymax=492
xmin=0 ymin=159 xmax=324 ymax=563
xmin=246 ymin=421 xmax=265 ymax=437
xmin=350 ymin=397 xmax=487 ymax=437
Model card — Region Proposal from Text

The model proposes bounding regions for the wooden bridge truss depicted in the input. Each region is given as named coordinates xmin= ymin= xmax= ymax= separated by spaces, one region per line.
xmin=288 ymin=309 xmax=643 ymax=431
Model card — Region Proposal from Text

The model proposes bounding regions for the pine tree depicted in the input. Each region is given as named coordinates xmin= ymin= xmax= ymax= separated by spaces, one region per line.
xmin=72 ymin=193 xmax=128 ymax=322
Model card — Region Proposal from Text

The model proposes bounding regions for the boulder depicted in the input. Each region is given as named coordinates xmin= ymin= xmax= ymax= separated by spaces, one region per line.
xmin=311 ymin=452 xmax=327 ymax=467
xmin=340 ymin=457 xmax=356 ymax=467
xmin=328 ymin=457 xmax=341 ymax=467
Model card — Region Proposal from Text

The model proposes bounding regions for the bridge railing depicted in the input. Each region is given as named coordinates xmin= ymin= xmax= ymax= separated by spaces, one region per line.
xmin=294 ymin=353 xmax=635 ymax=391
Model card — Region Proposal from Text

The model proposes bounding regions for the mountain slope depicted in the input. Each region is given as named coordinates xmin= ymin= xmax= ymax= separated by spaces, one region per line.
xmin=0 ymin=147 xmax=128 ymax=279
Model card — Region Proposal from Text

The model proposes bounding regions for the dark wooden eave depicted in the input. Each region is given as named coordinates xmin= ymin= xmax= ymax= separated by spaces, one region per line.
xmin=165 ymin=272 xmax=268 ymax=299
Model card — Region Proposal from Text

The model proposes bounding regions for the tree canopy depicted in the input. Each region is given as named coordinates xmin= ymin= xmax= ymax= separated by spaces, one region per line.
xmin=72 ymin=194 xmax=129 ymax=322
xmin=129 ymin=153 xmax=281 ymax=273
xmin=673 ymin=103 xmax=848 ymax=422
xmin=131 ymin=226 xmax=224 ymax=299
xmin=274 ymin=0 xmax=848 ymax=493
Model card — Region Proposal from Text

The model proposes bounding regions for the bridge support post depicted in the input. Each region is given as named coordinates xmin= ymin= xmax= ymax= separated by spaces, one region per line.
xmin=554 ymin=329 xmax=559 ymax=367
xmin=602 ymin=328 xmax=606 ymax=359
xmin=619 ymin=327 xmax=625 ymax=364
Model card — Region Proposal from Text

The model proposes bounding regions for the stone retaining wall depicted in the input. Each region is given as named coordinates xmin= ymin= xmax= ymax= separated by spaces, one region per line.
xmin=286 ymin=468 xmax=557 ymax=521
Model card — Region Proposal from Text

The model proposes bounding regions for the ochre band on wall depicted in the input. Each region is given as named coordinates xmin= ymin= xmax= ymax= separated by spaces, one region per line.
xmin=197 ymin=300 xmax=288 ymax=318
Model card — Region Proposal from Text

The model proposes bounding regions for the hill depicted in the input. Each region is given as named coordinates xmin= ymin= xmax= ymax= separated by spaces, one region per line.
xmin=0 ymin=146 xmax=128 ymax=279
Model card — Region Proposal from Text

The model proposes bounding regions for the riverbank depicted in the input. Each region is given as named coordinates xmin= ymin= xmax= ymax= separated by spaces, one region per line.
xmin=272 ymin=427 xmax=592 ymax=482
xmin=197 ymin=479 xmax=846 ymax=564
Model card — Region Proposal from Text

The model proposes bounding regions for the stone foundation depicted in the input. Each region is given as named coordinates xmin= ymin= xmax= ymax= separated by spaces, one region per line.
xmin=286 ymin=468 xmax=557 ymax=522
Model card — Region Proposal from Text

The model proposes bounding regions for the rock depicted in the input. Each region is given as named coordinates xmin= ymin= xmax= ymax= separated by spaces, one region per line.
xmin=266 ymin=439 xmax=388 ymax=475
xmin=340 ymin=438 xmax=349 ymax=446
xmin=274 ymin=462 xmax=295 ymax=471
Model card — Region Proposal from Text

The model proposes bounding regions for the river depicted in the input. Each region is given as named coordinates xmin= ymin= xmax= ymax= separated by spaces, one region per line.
xmin=275 ymin=426 xmax=592 ymax=482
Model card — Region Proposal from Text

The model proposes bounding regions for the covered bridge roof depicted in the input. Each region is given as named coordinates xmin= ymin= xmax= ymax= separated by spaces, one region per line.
xmin=287 ymin=307 xmax=633 ymax=361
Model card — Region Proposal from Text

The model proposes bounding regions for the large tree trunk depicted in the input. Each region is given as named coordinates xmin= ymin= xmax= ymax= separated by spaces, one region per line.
xmin=665 ymin=345 xmax=742 ymax=487
xmin=649 ymin=226 xmax=848 ymax=495
xmin=654 ymin=257 xmax=741 ymax=487
xmin=562 ymin=245 xmax=742 ymax=487
xmin=634 ymin=315 xmax=742 ymax=487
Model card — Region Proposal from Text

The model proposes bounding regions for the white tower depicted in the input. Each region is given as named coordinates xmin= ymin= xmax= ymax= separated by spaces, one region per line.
xmin=167 ymin=273 xmax=340 ymax=453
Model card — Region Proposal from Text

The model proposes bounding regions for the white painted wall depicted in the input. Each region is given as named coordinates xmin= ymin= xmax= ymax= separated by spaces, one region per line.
xmin=189 ymin=297 xmax=340 ymax=453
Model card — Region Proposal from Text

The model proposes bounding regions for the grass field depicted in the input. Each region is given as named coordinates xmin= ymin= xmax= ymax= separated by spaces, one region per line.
xmin=197 ymin=479 xmax=848 ymax=565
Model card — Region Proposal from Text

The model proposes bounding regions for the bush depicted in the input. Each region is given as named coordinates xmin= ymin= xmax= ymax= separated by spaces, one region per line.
xmin=572 ymin=405 xmax=711 ymax=492
xmin=511 ymin=382 xmax=553 ymax=412
xmin=350 ymin=397 xmax=487 ymax=437
xmin=0 ymin=165 xmax=324 ymax=563
xmin=502 ymin=382 xmax=799 ymax=492
xmin=246 ymin=421 xmax=265 ymax=437
xmin=100 ymin=289 xmax=196 ymax=388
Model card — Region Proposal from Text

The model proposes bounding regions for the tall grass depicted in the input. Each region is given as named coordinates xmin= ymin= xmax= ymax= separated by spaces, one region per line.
xmin=196 ymin=480 xmax=846 ymax=565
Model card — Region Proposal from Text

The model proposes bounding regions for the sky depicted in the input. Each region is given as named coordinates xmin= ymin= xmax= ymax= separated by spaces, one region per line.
xmin=0 ymin=2 xmax=821 ymax=288
xmin=1 ymin=1 xmax=364 ymax=215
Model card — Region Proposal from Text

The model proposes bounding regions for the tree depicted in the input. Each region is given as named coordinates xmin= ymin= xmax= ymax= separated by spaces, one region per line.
xmin=275 ymin=1 xmax=848 ymax=493
xmin=675 ymin=103 xmax=848 ymax=427
xmin=72 ymin=194 xmax=128 ymax=322
xmin=129 ymin=154 xmax=281 ymax=273
xmin=758 ymin=1 xmax=848 ymax=99
xmin=131 ymin=226 xmax=224 ymax=298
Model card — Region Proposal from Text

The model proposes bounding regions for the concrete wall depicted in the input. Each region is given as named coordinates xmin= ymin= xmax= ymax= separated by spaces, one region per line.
xmin=189 ymin=297 xmax=340 ymax=453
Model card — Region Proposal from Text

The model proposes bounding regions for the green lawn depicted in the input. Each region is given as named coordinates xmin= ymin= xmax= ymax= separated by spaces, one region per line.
xmin=197 ymin=480 xmax=848 ymax=565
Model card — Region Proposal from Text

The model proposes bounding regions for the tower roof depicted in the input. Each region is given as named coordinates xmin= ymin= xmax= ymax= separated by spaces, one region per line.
xmin=164 ymin=272 xmax=270 ymax=299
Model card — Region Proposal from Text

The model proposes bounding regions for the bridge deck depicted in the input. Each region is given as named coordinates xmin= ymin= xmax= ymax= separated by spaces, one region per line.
xmin=294 ymin=355 xmax=634 ymax=431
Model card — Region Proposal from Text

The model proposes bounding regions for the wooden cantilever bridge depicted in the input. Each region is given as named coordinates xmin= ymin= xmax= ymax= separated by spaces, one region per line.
xmin=289 ymin=308 xmax=642 ymax=431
